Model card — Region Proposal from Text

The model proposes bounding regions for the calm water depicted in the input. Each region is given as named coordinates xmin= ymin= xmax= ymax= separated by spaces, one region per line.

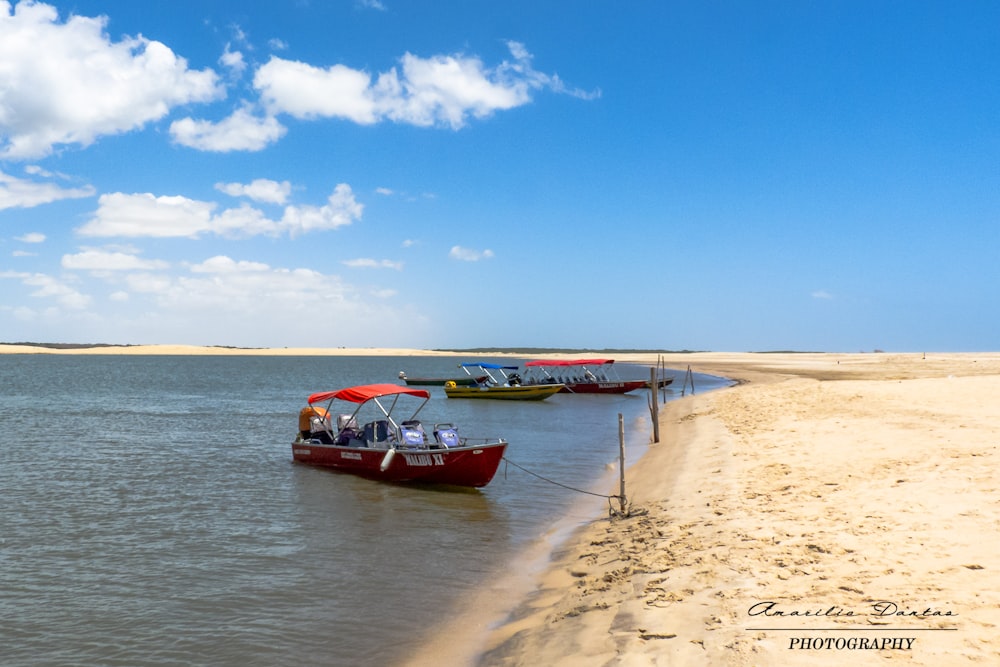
xmin=0 ymin=355 xmax=728 ymax=666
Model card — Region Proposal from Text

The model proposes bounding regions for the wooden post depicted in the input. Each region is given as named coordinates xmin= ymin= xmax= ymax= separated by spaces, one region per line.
xmin=649 ymin=366 xmax=660 ymax=443
xmin=618 ymin=413 xmax=627 ymax=515
xmin=659 ymin=355 xmax=667 ymax=403
xmin=682 ymin=365 xmax=696 ymax=396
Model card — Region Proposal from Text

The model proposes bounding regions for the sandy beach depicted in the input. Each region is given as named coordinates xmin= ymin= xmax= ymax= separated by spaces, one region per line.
xmin=466 ymin=352 xmax=1000 ymax=666
xmin=5 ymin=345 xmax=997 ymax=664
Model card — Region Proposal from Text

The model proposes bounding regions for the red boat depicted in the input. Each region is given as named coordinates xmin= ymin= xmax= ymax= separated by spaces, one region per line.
xmin=292 ymin=384 xmax=507 ymax=487
xmin=521 ymin=359 xmax=674 ymax=394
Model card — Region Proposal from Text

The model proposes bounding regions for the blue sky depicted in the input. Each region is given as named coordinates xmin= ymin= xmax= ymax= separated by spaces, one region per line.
xmin=1 ymin=1 xmax=998 ymax=352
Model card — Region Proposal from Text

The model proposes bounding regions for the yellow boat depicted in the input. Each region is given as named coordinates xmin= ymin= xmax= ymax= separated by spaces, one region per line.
xmin=443 ymin=382 xmax=564 ymax=401
xmin=443 ymin=362 xmax=564 ymax=400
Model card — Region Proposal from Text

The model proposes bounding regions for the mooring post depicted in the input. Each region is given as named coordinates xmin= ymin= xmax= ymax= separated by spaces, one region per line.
xmin=649 ymin=366 xmax=660 ymax=443
xmin=658 ymin=354 xmax=669 ymax=403
xmin=682 ymin=365 xmax=696 ymax=396
xmin=618 ymin=412 xmax=626 ymax=515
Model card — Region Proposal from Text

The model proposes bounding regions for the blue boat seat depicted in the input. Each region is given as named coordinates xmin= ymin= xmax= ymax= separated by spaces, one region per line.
xmin=434 ymin=423 xmax=460 ymax=448
xmin=400 ymin=420 xmax=426 ymax=447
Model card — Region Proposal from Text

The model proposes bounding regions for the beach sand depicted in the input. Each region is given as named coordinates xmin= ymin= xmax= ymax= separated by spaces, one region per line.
xmin=6 ymin=346 xmax=997 ymax=664
xmin=461 ymin=352 xmax=1000 ymax=666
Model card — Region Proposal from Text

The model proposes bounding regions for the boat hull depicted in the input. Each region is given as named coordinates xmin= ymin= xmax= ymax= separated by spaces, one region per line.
xmin=291 ymin=440 xmax=507 ymax=487
xmin=554 ymin=377 xmax=674 ymax=394
xmin=443 ymin=384 xmax=563 ymax=400
xmin=557 ymin=380 xmax=650 ymax=394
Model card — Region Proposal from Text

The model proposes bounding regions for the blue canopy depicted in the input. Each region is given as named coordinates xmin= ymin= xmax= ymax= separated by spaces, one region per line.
xmin=461 ymin=362 xmax=519 ymax=370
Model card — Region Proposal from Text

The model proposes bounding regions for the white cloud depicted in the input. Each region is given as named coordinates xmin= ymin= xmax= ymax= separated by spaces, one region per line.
xmin=0 ymin=1 xmax=223 ymax=159
xmin=2 ymin=270 xmax=91 ymax=309
xmin=342 ymin=258 xmax=404 ymax=270
xmin=375 ymin=187 xmax=394 ymax=196
xmin=251 ymin=41 xmax=589 ymax=131
xmin=211 ymin=203 xmax=285 ymax=237
xmin=280 ymin=183 xmax=364 ymax=236
xmin=373 ymin=51 xmax=527 ymax=128
xmin=219 ymin=44 xmax=246 ymax=77
xmin=16 ymin=232 xmax=46 ymax=243
xmin=0 ymin=170 xmax=95 ymax=210
xmin=189 ymin=256 xmax=270 ymax=274
xmin=77 ymin=184 xmax=362 ymax=239
xmin=132 ymin=256 xmax=367 ymax=329
xmin=215 ymin=178 xmax=292 ymax=204
xmin=449 ymin=246 xmax=494 ymax=262
xmin=62 ymin=248 xmax=169 ymax=271
xmin=255 ymin=58 xmax=378 ymax=123
xmin=24 ymin=165 xmax=64 ymax=178
xmin=811 ymin=290 xmax=834 ymax=300
xmin=78 ymin=192 xmax=219 ymax=238
xmin=2 ymin=254 xmax=429 ymax=347
xmin=123 ymin=272 xmax=172 ymax=295
xmin=170 ymin=107 xmax=287 ymax=152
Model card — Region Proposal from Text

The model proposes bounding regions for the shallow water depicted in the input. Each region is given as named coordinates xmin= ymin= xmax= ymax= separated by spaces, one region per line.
xmin=0 ymin=354 xmax=728 ymax=666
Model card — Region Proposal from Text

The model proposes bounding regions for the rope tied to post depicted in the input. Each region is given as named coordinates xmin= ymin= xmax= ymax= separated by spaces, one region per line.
xmin=501 ymin=456 xmax=619 ymax=500
xmin=499 ymin=412 xmax=642 ymax=518
xmin=500 ymin=455 xmax=641 ymax=518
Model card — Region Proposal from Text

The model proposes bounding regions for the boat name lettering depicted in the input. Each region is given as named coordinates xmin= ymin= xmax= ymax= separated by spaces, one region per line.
xmin=340 ymin=452 xmax=363 ymax=461
xmin=403 ymin=453 xmax=445 ymax=466
xmin=293 ymin=448 xmax=311 ymax=455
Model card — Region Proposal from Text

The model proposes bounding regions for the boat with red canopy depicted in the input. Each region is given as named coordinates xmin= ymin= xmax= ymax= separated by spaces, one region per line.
xmin=292 ymin=383 xmax=507 ymax=487
xmin=521 ymin=358 xmax=673 ymax=394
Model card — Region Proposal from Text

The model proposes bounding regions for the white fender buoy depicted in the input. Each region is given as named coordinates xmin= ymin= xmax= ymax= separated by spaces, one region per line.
xmin=380 ymin=448 xmax=396 ymax=472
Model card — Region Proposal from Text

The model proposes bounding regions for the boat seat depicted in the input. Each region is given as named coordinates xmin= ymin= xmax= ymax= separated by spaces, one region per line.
xmin=311 ymin=430 xmax=335 ymax=444
xmin=400 ymin=420 xmax=426 ymax=448
xmin=363 ymin=420 xmax=393 ymax=444
xmin=335 ymin=426 xmax=362 ymax=446
xmin=434 ymin=423 xmax=460 ymax=448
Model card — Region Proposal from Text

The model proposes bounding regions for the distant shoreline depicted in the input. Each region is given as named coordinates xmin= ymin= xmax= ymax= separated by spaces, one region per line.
xmin=8 ymin=344 xmax=1000 ymax=382
xmin=0 ymin=344 xmax=477 ymax=357
xmin=0 ymin=343 xmax=696 ymax=358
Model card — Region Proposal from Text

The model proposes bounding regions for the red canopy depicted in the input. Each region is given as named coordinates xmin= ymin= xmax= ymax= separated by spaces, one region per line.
xmin=523 ymin=359 xmax=614 ymax=367
xmin=308 ymin=384 xmax=431 ymax=405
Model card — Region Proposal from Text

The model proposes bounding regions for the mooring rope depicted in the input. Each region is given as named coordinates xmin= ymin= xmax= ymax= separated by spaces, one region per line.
xmin=501 ymin=456 xmax=620 ymax=501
